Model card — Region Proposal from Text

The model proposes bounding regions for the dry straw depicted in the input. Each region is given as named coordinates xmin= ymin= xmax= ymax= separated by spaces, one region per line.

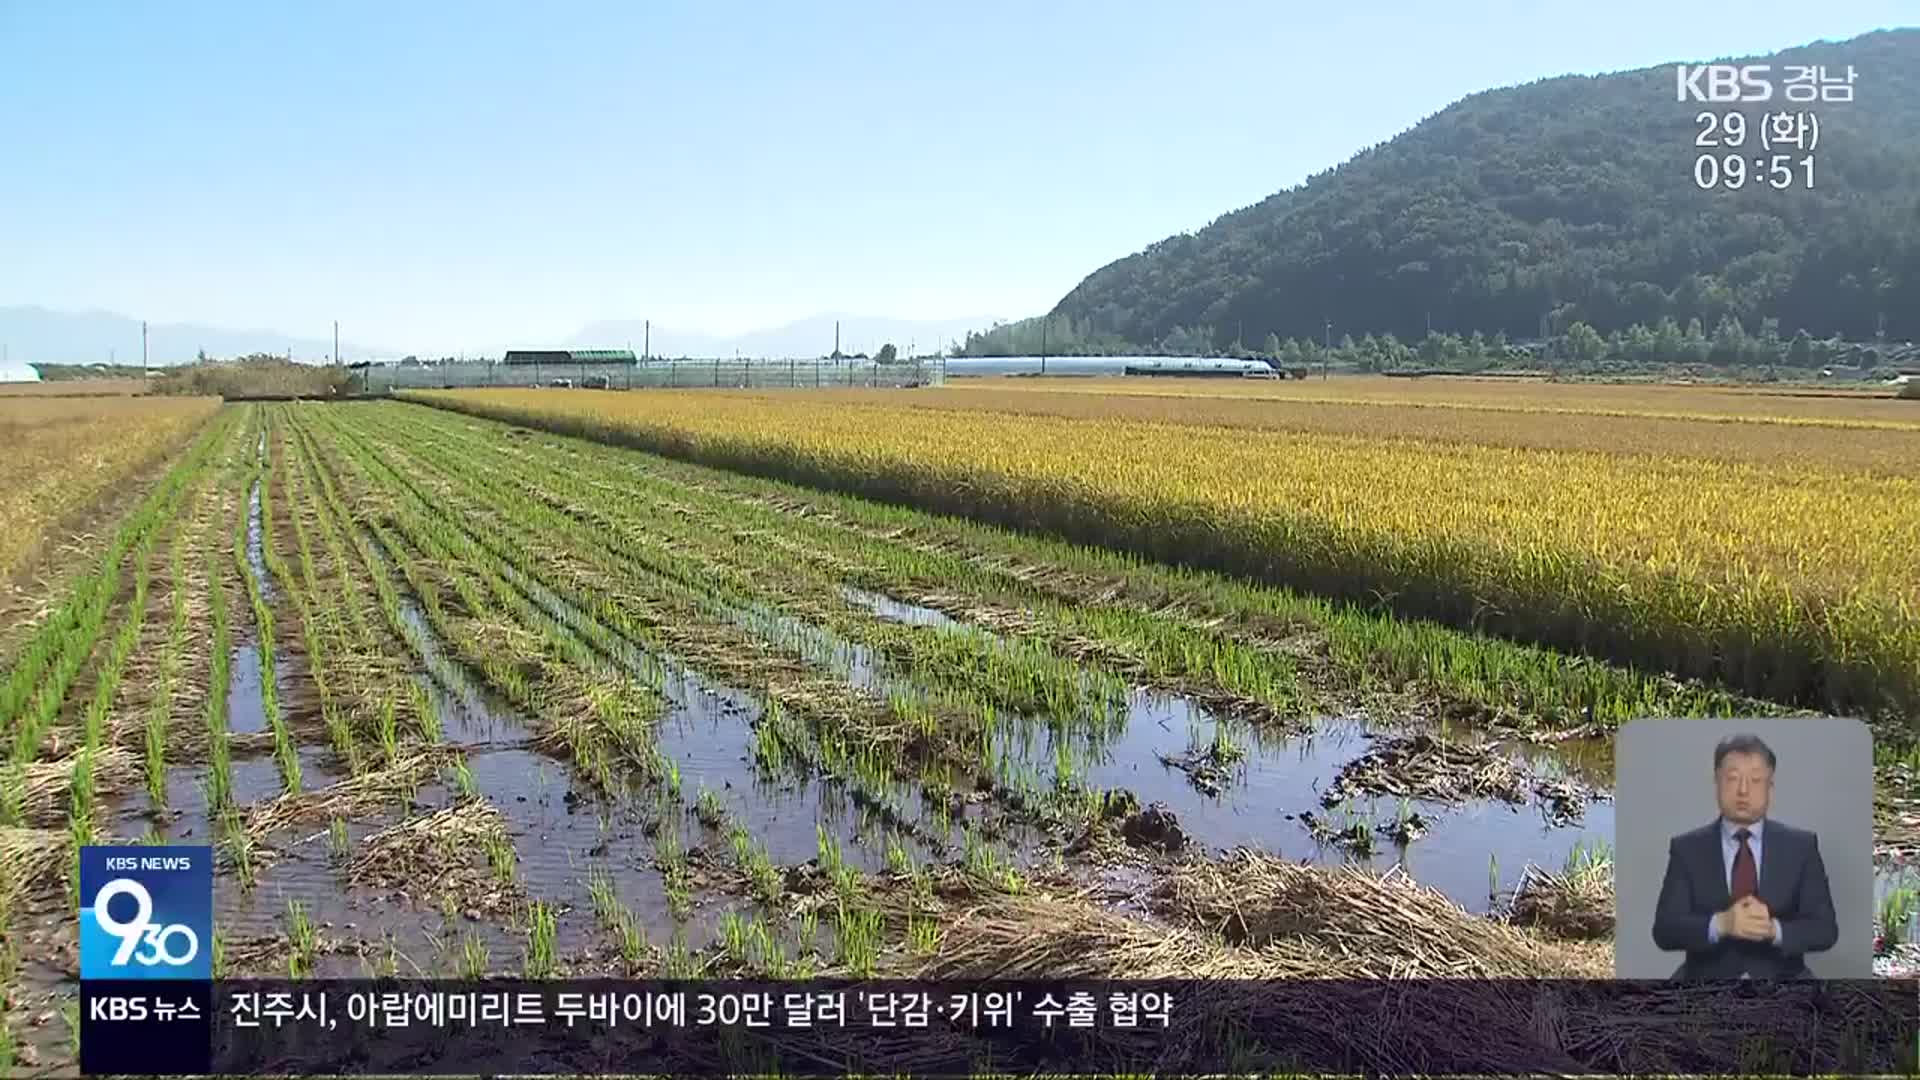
xmin=1509 ymin=859 xmax=1616 ymax=940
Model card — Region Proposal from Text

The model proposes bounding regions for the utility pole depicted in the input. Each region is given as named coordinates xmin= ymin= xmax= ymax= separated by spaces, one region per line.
xmin=334 ymin=321 xmax=340 ymax=366
xmin=1323 ymin=319 xmax=1331 ymax=380
xmin=1040 ymin=319 xmax=1047 ymax=375
xmin=142 ymin=321 xmax=148 ymax=378
xmin=834 ymin=320 xmax=841 ymax=358
xmin=644 ymin=320 xmax=651 ymax=361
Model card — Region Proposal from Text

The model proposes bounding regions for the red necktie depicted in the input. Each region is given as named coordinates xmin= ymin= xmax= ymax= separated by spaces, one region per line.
xmin=1730 ymin=828 xmax=1758 ymax=900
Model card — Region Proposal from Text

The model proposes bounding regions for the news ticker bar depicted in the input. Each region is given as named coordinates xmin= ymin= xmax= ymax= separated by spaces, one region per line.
xmin=80 ymin=978 xmax=1920 ymax=1077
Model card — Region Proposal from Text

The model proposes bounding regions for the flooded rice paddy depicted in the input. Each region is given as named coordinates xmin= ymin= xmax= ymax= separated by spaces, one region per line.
xmin=3 ymin=398 xmax=1908 ymax=1071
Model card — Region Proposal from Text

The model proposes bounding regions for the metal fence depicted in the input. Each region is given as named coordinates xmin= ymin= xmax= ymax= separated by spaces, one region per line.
xmin=362 ymin=357 xmax=946 ymax=393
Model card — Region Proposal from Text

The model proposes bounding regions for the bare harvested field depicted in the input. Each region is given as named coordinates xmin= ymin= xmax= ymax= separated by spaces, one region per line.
xmin=0 ymin=396 xmax=220 ymax=587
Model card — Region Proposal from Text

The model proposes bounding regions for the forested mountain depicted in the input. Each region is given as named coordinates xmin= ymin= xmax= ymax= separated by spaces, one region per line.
xmin=1049 ymin=29 xmax=1920 ymax=350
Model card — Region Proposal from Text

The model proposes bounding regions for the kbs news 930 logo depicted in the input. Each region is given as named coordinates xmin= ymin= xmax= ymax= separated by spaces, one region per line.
xmin=79 ymin=845 xmax=213 ymax=981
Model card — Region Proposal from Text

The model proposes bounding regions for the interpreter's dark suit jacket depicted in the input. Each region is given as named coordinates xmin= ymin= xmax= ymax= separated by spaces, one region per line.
xmin=1651 ymin=819 xmax=1838 ymax=979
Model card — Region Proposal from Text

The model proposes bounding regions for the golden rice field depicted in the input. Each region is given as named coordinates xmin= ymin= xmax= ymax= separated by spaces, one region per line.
xmin=970 ymin=373 xmax=1920 ymax=429
xmin=0 ymin=396 xmax=220 ymax=581
xmin=412 ymin=386 xmax=1920 ymax=719
xmin=759 ymin=385 xmax=1920 ymax=476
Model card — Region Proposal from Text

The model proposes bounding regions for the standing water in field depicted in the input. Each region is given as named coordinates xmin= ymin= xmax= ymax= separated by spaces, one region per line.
xmin=844 ymin=585 xmax=1616 ymax=913
xmin=393 ymin=595 xmax=525 ymax=745
xmin=227 ymin=476 xmax=289 ymax=735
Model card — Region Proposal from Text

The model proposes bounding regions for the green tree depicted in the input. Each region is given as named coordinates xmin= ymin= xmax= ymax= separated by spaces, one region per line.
xmin=1564 ymin=322 xmax=1606 ymax=366
xmin=1710 ymin=315 xmax=1748 ymax=365
xmin=874 ymin=343 xmax=899 ymax=364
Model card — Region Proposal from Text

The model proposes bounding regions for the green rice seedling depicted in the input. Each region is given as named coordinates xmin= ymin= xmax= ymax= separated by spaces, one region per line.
xmin=221 ymin=807 xmax=256 ymax=891
xmin=751 ymin=720 xmax=786 ymax=773
xmin=0 ymin=764 xmax=25 ymax=827
xmin=694 ymin=787 xmax=726 ymax=828
xmin=663 ymin=873 xmax=692 ymax=921
xmin=1488 ymin=852 xmax=1501 ymax=906
xmin=1565 ymin=836 xmax=1614 ymax=874
xmin=69 ymin=750 xmax=96 ymax=830
xmin=410 ymin=680 xmax=442 ymax=744
xmin=796 ymin=908 xmax=819 ymax=955
xmin=328 ymin=817 xmax=351 ymax=862
xmin=833 ymin=900 xmax=883 ymax=977
xmin=286 ymin=900 xmax=317 ymax=978
xmin=273 ymin=719 xmax=303 ymax=795
xmin=62 ymin=999 xmax=80 ymax=1062
xmin=523 ymin=901 xmax=557 ymax=979
xmin=618 ymin=915 xmax=648 ymax=974
xmin=1880 ymin=875 xmax=1918 ymax=946
xmin=719 ymin=911 xmax=749 ymax=967
xmin=660 ymin=933 xmax=701 ymax=979
xmin=0 ymin=1016 xmax=12 ymax=1076
xmin=724 ymin=824 xmax=782 ymax=905
xmin=587 ymin=867 xmax=621 ymax=931
xmin=324 ymin=704 xmax=360 ymax=776
xmin=204 ymin=735 xmax=233 ymax=813
xmin=144 ymin=695 xmax=169 ymax=806
xmin=484 ymin=832 xmax=517 ymax=885
xmin=908 ymin=913 xmax=941 ymax=956
xmin=377 ymin=695 xmax=401 ymax=765
xmin=961 ymin=823 xmax=1000 ymax=882
xmin=815 ymin=823 xmax=856 ymax=893
xmin=885 ymin=834 xmax=915 ymax=879
xmin=212 ymin=930 xmax=229 ymax=979
xmin=459 ymin=933 xmax=490 ymax=979
xmin=451 ymin=755 xmax=478 ymax=800
xmin=1210 ymin=721 xmax=1247 ymax=765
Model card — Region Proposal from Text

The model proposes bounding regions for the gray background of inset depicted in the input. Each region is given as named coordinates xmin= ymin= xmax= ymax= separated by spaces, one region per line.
xmin=1613 ymin=716 xmax=1873 ymax=978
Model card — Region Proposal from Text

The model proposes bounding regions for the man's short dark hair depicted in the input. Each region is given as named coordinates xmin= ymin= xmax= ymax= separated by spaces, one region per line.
xmin=1714 ymin=733 xmax=1776 ymax=771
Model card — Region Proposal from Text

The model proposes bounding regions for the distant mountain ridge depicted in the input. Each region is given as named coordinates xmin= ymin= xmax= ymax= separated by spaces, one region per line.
xmin=0 ymin=306 xmax=389 ymax=368
xmin=1051 ymin=28 xmax=1920 ymax=349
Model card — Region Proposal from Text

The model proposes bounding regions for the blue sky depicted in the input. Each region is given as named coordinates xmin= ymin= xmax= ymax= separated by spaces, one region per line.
xmin=1 ymin=1 xmax=1911 ymax=354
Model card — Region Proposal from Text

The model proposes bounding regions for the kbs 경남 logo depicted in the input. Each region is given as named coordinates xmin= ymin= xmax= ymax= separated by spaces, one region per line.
xmin=79 ymin=845 xmax=213 ymax=980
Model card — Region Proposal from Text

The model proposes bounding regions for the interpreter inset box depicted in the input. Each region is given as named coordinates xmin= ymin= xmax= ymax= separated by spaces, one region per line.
xmin=1614 ymin=717 xmax=1872 ymax=978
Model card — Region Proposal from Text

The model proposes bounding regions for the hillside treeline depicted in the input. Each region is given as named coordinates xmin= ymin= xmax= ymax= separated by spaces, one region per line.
xmin=1045 ymin=29 xmax=1920 ymax=351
